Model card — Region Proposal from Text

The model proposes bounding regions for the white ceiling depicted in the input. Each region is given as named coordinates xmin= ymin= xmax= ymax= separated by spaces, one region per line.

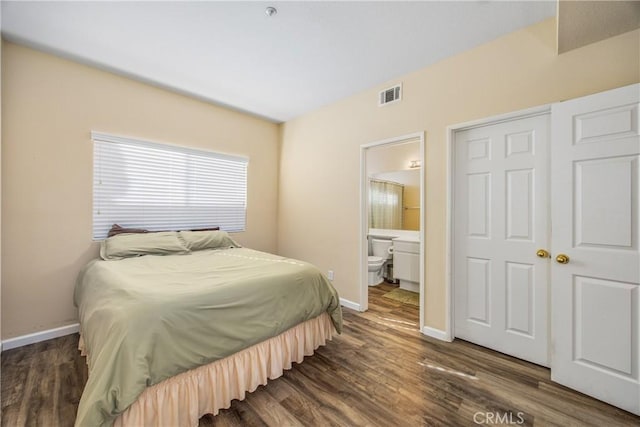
xmin=1 ymin=1 xmax=556 ymax=123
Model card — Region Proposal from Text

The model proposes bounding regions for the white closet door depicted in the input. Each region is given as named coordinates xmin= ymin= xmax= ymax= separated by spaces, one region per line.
xmin=453 ymin=113 xmax=550 ymax=366
xmin=551 ymin=84 xmax=640 ymax=415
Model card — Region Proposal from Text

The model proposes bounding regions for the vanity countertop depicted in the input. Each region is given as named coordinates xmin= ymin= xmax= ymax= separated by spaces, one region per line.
xmin=369 ymin=228 xmax=420 ymax=242
xmin=392 ymin=236 xmax=420 ymax=243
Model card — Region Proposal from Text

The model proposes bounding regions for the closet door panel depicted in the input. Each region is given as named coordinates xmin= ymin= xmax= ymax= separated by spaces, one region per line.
xmin=551 ymin=83 xmax=640 ymax=416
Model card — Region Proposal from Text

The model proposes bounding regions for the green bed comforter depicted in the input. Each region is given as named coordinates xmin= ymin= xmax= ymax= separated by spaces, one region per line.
xmin=73 ymin=247 xmax=342 ymax=426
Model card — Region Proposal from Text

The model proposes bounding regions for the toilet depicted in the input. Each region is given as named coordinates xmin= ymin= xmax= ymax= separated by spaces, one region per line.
xmin=367 ymin=256 xmax=385 ymax=286
xmin=367 ymin=238 xmax=393 ymax=286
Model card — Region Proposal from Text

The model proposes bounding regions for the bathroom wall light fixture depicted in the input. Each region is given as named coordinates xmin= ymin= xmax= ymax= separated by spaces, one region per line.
xmin=409 ymin=160 xmax=421 ymax=169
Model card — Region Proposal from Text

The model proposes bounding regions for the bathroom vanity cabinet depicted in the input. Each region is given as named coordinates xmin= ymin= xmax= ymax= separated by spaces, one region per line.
xmin=392 ymin=238 xmax=420 ymax=292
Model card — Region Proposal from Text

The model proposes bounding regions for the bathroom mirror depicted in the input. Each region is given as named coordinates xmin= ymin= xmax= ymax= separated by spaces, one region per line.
xmin=366 ymin=141 xmax=421 ymax=231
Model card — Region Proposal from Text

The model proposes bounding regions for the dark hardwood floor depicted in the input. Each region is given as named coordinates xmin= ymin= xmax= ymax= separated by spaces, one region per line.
xmin=2 ymin=283 xmax=639 ymax=426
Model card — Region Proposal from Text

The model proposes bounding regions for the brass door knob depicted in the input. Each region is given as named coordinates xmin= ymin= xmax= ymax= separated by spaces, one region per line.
xmin=536 ymin=249 xmax=550 ymax=258
xmin=555 ymin=254 xmax=570 ymax=264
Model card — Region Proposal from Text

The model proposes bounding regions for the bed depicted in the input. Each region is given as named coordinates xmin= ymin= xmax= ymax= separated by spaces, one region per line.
xmin=73 ymin=230 xmax=342 ymax=426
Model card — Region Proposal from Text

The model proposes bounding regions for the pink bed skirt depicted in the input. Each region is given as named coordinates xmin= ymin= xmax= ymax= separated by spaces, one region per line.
xmin=79 ymin=312 xmax=335 ymax=427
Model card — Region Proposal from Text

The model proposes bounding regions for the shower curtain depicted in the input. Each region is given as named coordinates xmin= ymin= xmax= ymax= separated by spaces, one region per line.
xmin=369 ymin=179 xmax=404 ymax=229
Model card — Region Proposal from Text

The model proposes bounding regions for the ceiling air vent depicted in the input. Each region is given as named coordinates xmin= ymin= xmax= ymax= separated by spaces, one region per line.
xmin=378 ymin=84 xmax=402 ymax=106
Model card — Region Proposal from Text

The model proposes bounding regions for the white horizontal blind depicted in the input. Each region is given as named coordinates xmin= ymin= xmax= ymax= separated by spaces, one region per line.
xmin=92 ymin=132 xmax=248 ymax=240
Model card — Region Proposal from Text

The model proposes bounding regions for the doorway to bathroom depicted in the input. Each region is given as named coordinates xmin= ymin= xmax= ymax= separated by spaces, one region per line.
xmin=360 ymin=132 xmax=425 ymax=330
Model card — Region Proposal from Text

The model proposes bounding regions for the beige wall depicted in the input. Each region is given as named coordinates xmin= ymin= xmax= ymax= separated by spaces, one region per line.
xmin=1 ymin=42 xmax=280 ymax=339
xmin=558 ymin=0 xmax=640 ymax=53
xmin=278 ymin=18 xmax=640 ymax=331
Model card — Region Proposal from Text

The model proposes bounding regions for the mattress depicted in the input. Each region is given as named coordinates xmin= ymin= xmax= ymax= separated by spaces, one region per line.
xmin=74 ymin=247 xmax=342 ymax=426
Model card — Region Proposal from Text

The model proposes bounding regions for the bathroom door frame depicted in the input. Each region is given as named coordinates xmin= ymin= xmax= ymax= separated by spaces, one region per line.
xmin=359 ymin=131 xmax=426 ymax=330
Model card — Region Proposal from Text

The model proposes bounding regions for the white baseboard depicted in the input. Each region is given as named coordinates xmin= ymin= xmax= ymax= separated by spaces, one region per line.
xmin=422 ymin=326 xmax=453 ymax=342
xmin=339 ymin=297 xmax=361 ymax=311
xmin=2 ymin=323 xmax=80 ymax=351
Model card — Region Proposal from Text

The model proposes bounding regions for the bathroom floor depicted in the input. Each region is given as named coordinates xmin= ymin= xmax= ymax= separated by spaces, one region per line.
xmin=368 ymin=281 xmax=419 ymax=326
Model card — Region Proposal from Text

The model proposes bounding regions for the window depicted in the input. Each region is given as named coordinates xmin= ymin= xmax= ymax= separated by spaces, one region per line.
xmin=92 ymin=132 xmax=248 ymax=240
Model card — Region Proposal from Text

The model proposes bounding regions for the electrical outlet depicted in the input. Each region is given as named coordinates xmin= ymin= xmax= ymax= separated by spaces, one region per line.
xmin=327 ymin=270 xmax=334 ymax=281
